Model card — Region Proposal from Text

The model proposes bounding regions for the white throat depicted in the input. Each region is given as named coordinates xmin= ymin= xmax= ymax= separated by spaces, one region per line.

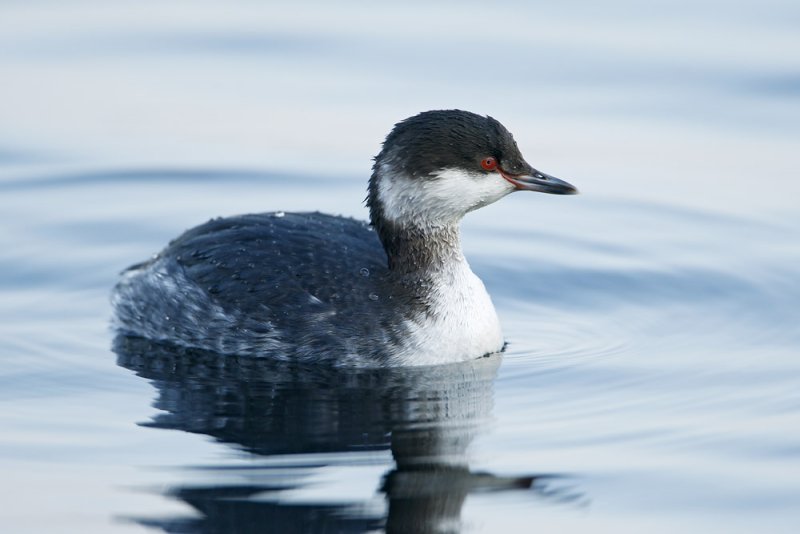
xmin=376 ymin=164 xmax=514 ymax=228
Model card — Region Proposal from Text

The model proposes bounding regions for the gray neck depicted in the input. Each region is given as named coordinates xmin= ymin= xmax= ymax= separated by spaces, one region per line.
xmin=378 ymin=223 xmax=464 ymax=274
xmin=367 ymin=166 xmax=466 ymax=275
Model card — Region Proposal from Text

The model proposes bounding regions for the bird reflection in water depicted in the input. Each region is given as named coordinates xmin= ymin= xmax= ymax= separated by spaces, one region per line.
xmin=115 ymin=336 xmax=583 ymax=533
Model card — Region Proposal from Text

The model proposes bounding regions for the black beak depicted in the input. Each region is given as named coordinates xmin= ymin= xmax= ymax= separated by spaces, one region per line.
xmin=502 ymin=168 xmax=578 ymax=195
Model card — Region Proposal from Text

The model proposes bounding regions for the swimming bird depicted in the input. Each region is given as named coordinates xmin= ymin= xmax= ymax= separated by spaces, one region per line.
xmin=112 ymin=110 xmax=577 ymax=366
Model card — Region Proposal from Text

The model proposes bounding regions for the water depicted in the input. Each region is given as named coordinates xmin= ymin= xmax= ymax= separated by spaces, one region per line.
xmin=1 ymin=1 xmax=799 ymax=532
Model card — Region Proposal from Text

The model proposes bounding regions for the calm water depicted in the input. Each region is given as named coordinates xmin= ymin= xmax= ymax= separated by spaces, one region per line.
xmin=1 ymin=1 xmax=799 ymax=532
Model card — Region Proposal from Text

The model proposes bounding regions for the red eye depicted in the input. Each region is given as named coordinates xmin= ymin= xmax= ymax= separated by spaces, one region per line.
xmin=480 ymin=157 xmax=498 ymax=171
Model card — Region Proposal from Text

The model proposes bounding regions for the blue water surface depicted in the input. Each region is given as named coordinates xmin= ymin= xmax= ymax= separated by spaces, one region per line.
xmin=1 ymin=1 xmax=799 ymax=532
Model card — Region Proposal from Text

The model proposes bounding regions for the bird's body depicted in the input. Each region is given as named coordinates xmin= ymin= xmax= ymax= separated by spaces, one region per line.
xmin=112 ymin=110 xmax=577 ymax=367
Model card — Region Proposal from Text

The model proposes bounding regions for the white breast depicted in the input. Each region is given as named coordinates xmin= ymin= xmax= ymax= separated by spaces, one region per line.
xmin=395 ymin=256 xmax=505 ymax=366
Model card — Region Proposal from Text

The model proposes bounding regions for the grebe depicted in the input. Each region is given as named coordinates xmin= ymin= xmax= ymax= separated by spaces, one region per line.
xmin=112 ymin=110 xmax=577 ymax=366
